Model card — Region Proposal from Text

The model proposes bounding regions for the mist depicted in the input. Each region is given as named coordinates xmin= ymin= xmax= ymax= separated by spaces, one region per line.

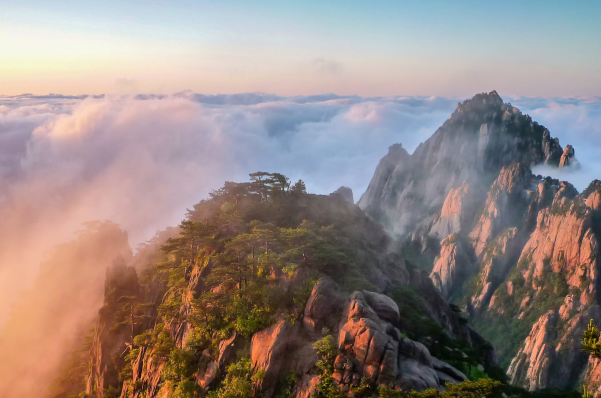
xmin=512 ymin=95 xmax=601 ymax=191
xmin=0 ymin=92 xmax=600 ymax=397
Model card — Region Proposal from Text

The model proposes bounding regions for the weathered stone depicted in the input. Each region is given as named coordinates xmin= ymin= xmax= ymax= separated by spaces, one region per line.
xmin=469 ymin=163 xmax=532 ymax=257
xmin=518 ymin=197 xmax=599 ymax=304
xmin=303 ymin=277 xmax=343 ymax=333
xmin=430 ymin=357 xmax=467 ymax=384
xmin=361 ymin=290 xmax=400 ymax=323
xmin=509 ymin=306 xmax=601 ymax=390
xmin=430 ymin=234 xmax=472 ymax=300
xmin=87 ymin=257 xmax=141 ymax=396
xmin=251 ymin=321 xmax=294 ymax=398
xmin=559 ymin=145 xmax=575 ymax=167
xmin=396 ymin=357 xmax=440 ymax=390
xmin=584 ymin=180 xmax=601 ymax=210
xmin=429 ymin=182 xmax=475 ymax=238
xmin=471 ymin=227 xmax=520 ymax=312
xmin=507 ymin=311 xmax=557 ymax=389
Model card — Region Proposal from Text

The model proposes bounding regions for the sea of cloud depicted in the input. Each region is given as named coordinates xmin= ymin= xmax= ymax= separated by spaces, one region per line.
xmin=0 ymin=92 xmax=599 ymax=268
xmin=1 ymin=93 xmax=600 ymax=272
xmin=510 ymin=96 xmax=601 ymax=190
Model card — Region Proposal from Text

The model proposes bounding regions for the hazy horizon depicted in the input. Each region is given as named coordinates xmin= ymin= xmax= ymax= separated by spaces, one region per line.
xmin=3 ymin=1 xmax=601 ymax=97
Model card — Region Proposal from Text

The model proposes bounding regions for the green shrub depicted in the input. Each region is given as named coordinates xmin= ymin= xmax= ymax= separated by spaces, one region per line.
xmin=172 ymin=380 xmax=200 ymax=398
xmin=235 ymin=307 xmax=271 ymax=337
xmin=378 ymin=378 xmax=504 ymax=397
xmin=162 ymin=348 xmax=197 ymax=382
xmin=312 ymin=335 xmax=344 ymax=398
xmin=208 ymin=358 xmax=255 ymax=398
xmin=273 ymin=370 xmax=298 ymax=398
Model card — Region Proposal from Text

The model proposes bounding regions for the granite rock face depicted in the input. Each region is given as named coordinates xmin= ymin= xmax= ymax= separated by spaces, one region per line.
xmin=430 ymin=235 xmax=472 ymax=300
xmin=86 ymin=257 xmax=141 ymax=396
xmin=429 ymin=182 xmax=476 ymax=239
xmin=559 ymin=145 xmax=575 ymax=168
xmin=519 ymin=194 xmax=600 ymax=304
xmin=359 ymin=91 xmax=601 ymax=390
xmin=334 ymin=289 xmax=467 ymax=391
xmin=508 ymin=305 xmax=601 ymax=390
xmin=468 ymin=163 xmax=532 ymax=257
xmin=114 ymin=268 xmax=487 ymax=398
xmin=506 ymin=311 xmax=558 ymax=389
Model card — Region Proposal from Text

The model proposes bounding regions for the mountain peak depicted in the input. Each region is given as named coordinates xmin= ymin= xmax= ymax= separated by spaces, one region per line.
xmin=455 ymin=90 xmax=504 ymax=113
xmin=359 ymin=91 xmax=567 ymax=235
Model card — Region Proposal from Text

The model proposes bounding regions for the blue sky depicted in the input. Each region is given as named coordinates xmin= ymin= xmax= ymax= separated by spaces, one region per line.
xmin=2 ymin=0 xmax=600 ymax=96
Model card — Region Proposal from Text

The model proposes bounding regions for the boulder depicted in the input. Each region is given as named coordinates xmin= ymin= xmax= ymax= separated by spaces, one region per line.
xmin=251 ymin=321 xmax=294 ymax=398
xmin=361 ymin=290 xmax=400 ymax=323
xmin=303 ymin=277 xmax=343 ymax=333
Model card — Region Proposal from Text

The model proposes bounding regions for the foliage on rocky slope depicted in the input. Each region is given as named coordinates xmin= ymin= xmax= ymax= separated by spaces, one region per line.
xmin=68 ymin=172 xmax=508 ymax=398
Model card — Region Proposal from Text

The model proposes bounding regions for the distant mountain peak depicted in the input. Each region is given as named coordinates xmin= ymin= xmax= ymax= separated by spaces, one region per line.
xmin=359 ymin=91 xmax=567 ymax=235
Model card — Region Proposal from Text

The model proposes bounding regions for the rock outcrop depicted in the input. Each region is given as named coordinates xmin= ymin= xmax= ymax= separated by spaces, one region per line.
xmin=116 ymin=264 xmax=489 ymax=398
xmin=519 ymin=194 xmax=599 ymax=305
xmin=255 ymin=276 xmax=482 ymax=396
xmin=559 ymin=145 xmax=575 ymax=168
xmin=333 ymin=186 xmax=355 ymax=204
xmin=86 ymin=257 xmax=141 ymax=396
xmin=429 ymin=182 xmax=476 ymax=239
xmin=508 ymin=304 xmax=601 ymax=390
xmin=584 ymin=180 xmax=601 ymax=211
xmin=430 ymin=235 xmax=472 ymax=300
xmin=469 ymin=163 xmax=532 ymax=257
xmin=358 ymin=91 xmax=601 ymax=391
xmin=507 ymin=311 xmax=558 ymax=390
xmin=470 ymin=227 xmax=519 ymax=313
xmin=334 ymin=289 xmax=467 ymax=391
xmin=251 ymin=321 xmax=296 ymax=397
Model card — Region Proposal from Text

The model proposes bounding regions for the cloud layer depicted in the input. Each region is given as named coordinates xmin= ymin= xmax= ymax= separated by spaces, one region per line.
xmin=1 ymin=93 xmax=600 ymax=259
xmin=0 ymin=93 xmax=599 ymax=276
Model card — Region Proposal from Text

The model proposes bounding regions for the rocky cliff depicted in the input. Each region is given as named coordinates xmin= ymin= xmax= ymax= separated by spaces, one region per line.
xmin=86 ymin=257 xmax=141 ymax=396
xmin=359 ymin=91 xmax=601 ymax=392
